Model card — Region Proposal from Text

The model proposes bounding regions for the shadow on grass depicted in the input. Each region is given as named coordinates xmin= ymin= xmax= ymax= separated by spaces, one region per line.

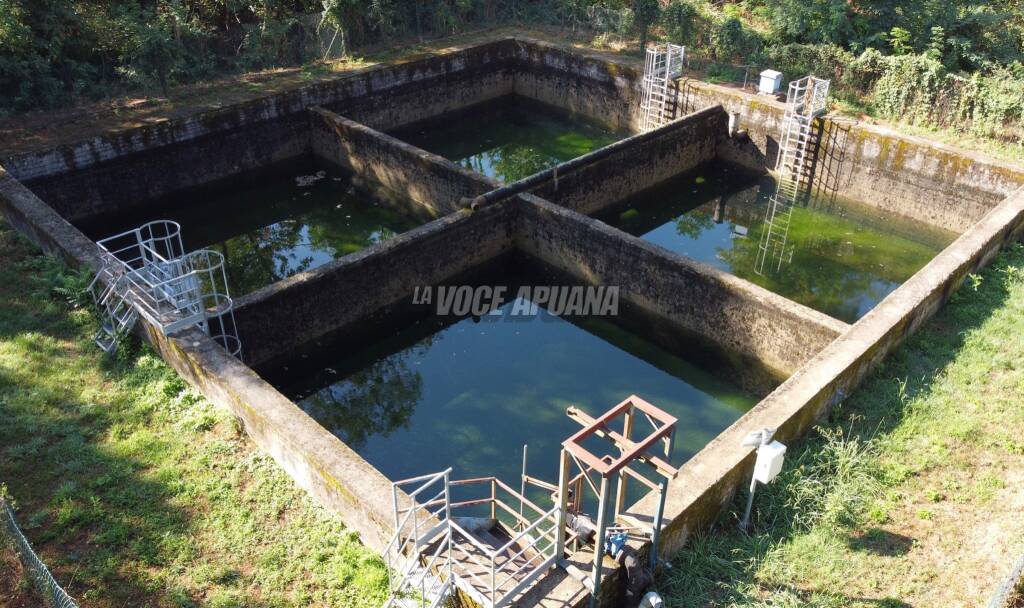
xmin=0 ymin=227 xmax=280 ymax=607
xmin=846 ymin=528 xmax=914 ymax=557
xmin=660 ymin=243 xmax=1024 ymax=606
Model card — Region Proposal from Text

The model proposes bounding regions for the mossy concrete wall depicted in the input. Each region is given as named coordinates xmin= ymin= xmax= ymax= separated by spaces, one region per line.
xmin=6 ymin=35 xmax=1024 ymax=608
xmin=22 ymin=112 xmax=310 ymax=222
xmin=528 ymin=105 xmax=725 ymax=215
xmin=678 ymin=79 xmax=1024 ymax=232
xmin=514 ymin=194 xmax=848 ymax=379
xmin=512 ymin=38 xmax=639 ymax=132
xmin=309 ymin=106 xmax=497 ymax=216
xmin=331 ymin=40 xmax=517 ymax=131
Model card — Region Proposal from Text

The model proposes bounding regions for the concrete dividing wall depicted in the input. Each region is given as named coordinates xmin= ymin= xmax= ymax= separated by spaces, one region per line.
xmin=309 ymin=107 xmax=498 ymax=216
xmin=512 ymin=38 xmax=640 ymax=132
xmin=234 ymin=200 xmax=516 ymax=367
xmin=528 ymin=106 xmax=726 ymax=216
xmin=514 ymin=194 xmax=848 ymax=378
xmin=678 ymin=79 xmax=1024 ymax=232
xmin=624 ymin=185 xmax=1024 ymax=561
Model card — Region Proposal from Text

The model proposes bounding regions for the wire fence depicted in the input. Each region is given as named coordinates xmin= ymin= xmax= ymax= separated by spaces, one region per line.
xmin=0 ymin=498 xmax=79 ymax=608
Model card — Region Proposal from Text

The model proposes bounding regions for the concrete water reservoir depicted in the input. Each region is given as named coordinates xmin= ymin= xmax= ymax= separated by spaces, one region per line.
xmin=260 ymin=253 xmax=773 ymax=494
xmin=594 ymin=160 xmax=957 ymax=322
xmin=76 ymin=155 xmax=436 ymax=295
xmin=3 ymin=34 xmax=1024 ymax=607
xmin=390 ymin=95 xmax=628 ymax=183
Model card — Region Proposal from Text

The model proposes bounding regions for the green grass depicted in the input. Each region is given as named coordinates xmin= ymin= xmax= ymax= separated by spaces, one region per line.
xmin=0 ymin=223 xmax=388 ymax=606
xmin=661 ymin=243 xmax=1024 ymax=606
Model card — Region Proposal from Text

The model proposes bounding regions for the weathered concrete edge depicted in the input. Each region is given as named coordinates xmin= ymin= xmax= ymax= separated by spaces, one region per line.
xmin=0 ymin=165 xmax=401 ymax=553
xmin=514 ymin=193 xmax=849 ymax=376
xmin=309 ymin=106 xmax=499 ymax=215
xmin=626 ymin=185 xmax=1024 ymax=560
xmin=1 ymin=38 xmax=516 ymax=182
xmin=0 ymin=167 xmax=99 ymax=267
xmin=145 ymin=325 xmax=398 ymax=552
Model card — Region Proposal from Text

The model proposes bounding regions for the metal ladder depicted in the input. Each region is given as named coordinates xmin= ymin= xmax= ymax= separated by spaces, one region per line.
xmin=87 ymin=220 xmax=243 ymax=359
xmin=383 ymin=470 xmax=455 ymax=608
xmin=640 ymin=43 xmax=685 ymax=132
xmin=756 ymin=75 xmax=830 ymax=275
xmin=89 ymin=271 xmax=138 ymax=352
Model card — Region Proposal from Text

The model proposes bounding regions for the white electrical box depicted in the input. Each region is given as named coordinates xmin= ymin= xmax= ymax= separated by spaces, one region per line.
xmin=759 ymin=69 xmax=783 ymax=95
xmin=753 ymin=440 xmax=786 ymax=484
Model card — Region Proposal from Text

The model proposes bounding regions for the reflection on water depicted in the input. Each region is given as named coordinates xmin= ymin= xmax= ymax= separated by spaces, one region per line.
xmin=596 ymin=162 xmax=957 ymax=323
xmin=264 ymin=257 xmax=764 ymax=493
xmin=390 ymin=95 xmax=627 ymax=184
xmin=77 ymin=157 xmax=434 ymax=295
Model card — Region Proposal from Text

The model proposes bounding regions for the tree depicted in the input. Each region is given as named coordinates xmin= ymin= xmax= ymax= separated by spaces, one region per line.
xmin=662 ymin=0 xmax=697 ymax=46
xmin=635 ymin=0 xmax=661 ymax=52
xmin=769 ymin=0 xmax=853 ymax=46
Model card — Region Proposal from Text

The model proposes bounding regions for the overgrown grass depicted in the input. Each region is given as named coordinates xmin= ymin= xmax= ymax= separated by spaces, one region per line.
xmin=661 ymin=243 xmax=1024 ymax=606
xmin=0 ymin=222 xmax=388 ymax=606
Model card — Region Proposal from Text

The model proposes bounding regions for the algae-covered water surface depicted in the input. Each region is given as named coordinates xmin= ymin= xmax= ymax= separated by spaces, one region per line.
xmin=262 ymin=256 xmax=766 ymax=492
xmin=596 ymin=162 xmax=957 ymax=323
xmin=78 ymin=156 xmax=434 ymax=296
xmin=390 ymin=95 xmax=627 ymax=183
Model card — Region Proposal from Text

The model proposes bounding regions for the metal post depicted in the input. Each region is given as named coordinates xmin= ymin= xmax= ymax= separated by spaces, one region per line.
xmin=554 ymin=449 xmax=570 ymax=562
xmin=649 ymin=428 xmax=675 ymax=569
xmin=520 ymin=444 xmax=528 ymax=531
xmin=491 ymin=553 xmax=497 ymax=606
xmin=490 ymin=478 xmax=497 ymax=520
xmin=614 ymin=406 xmax=634 ymax=521
xmin=444 ymin=470 xmax=452 ymax=585
xmin=589 ymin=476 xmax=611 ymax=608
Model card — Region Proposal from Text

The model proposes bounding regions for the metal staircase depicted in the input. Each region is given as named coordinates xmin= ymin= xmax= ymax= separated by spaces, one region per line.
xmin=383 ymin=470 xmax=455 ymax=608
xmin=88 ymin=220 xmax=242 ymax=358
xmin=640 ymin=43 xmax=685 ymax=132
xmin=756 ymin=75 xmax=830 ymax=275
xmin=382 ymin=468 xmax=563 ymax=608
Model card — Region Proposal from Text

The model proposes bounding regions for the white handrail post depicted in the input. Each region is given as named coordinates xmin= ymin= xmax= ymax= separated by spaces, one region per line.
xmin=554 ymin=449 xmax=570 ymax=563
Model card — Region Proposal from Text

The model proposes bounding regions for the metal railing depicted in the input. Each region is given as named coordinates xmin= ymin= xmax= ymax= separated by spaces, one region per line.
xmin=89 ymin=220 xmax=242 ymax=358
xmin=640 ymin=43 xmax=686 ymax=132
xmin=384 ymin=469 xmax=454 ymax=608
xmin=383 ymin=472 xmax=563 ymax=608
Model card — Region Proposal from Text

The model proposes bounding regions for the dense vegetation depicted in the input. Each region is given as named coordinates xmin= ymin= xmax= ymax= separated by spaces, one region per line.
xmin=1 ymin=0 xmax=1022 ymax=146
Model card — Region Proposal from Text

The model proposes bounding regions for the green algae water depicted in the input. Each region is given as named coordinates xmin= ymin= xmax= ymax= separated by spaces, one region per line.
xmin=390 ymin=95 xmax=627 ymax=184
xmin=262 ymin=256 xmax=764 ymax=497
xmin=596 ymin=162 xmax=957 ymax=323
xmin=78 ymin=156 xmax=434 ymax=296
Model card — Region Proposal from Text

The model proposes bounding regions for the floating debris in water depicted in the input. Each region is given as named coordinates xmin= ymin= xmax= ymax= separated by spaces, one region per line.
xmin=695 ymin=176 xmax=706 ymax=184
xmin=295 ymin=170 xmax=328 ymax=187
xmin=619 ymin=208 xmax=639 ymax=221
